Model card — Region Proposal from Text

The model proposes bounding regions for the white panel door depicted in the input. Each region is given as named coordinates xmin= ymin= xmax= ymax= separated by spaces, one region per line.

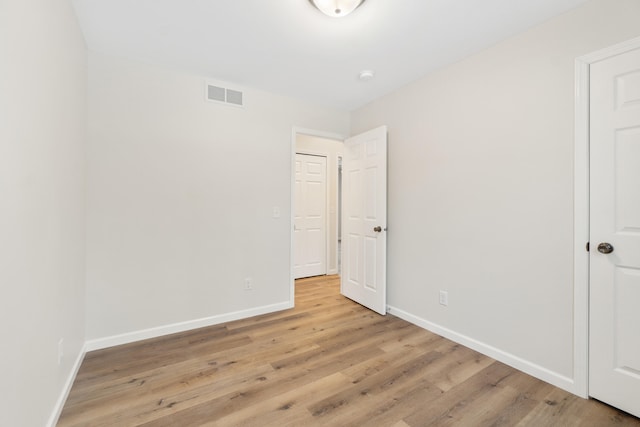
xmin=294 ymin=154 xmax=327 ymax=279
xmin=341 ymin=126 xmax=387 ymax=315
xmin=589 ymin=46 xmax=640 ymax=418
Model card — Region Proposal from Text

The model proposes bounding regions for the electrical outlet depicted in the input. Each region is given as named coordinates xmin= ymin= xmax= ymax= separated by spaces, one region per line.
xmin=244 ymin=277 xmax=253 ymax=290
xmin=58 ymin=338 xmax=64 ymax=365
xmin=272 ymin=207 xmax=280 ymax=218
xmin=439 ymin=290 xmax=448 ymax=306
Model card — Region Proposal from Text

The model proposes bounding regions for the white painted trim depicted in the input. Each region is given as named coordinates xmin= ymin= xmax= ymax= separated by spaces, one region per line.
xmin=49 ymin=301 xmax=292 ymax=423
xmin=290 ymin=128 xmax=297 ymax=307
xmin=573 ymin=56 xmax=590 ymax=399
xmin=336 ymin=153 xmax=343 ymax=276
xmin=46 ymin=343 xmax=87 ymax=427
xmin=388 ymin=305 xmax=576 ymax=393
xmin=574 ymin=35 xmax=640 ymax=399
xmin=85 ymin=301 xmax=292 ymax=351
xmin=294 ymin=127 xmax=346 ymax=142
xmin=579 ymin=35 xmax=640 ymax=64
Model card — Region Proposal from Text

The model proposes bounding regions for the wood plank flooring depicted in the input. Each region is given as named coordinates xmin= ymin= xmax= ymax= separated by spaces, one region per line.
xmin=58 ymin=275 xmax=640 ymax=426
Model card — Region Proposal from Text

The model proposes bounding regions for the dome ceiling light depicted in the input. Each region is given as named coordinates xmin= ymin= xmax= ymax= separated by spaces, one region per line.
xmin=308 ymin=0 xmax=366 ymax=18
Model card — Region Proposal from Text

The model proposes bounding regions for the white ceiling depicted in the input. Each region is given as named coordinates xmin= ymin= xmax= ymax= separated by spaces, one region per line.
xmin=72 ymin=0 xmax=590 ymax=111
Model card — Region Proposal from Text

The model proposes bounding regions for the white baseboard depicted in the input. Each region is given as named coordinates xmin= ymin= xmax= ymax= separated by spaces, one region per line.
xmin=47 ymin=301 xmax=292 ymax=425
xmin=387 ymin=305 xmax=578 ymax=395
xmin=85 ymin=301 xmax=293 ymax=352
xmin=46 ymin=342 xmax=87 ymax=427
xmin=49 ymin=302 xmax=576 ymax=426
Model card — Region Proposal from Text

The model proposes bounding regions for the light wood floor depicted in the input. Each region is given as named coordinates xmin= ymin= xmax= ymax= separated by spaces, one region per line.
xmin=58 ymin=275 xmax=640 ymax=426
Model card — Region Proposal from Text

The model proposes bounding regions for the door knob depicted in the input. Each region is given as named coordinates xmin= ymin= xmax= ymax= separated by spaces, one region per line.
xmin=597 ymin=242 xmax=614 ymax=254
xmin=373 ymin=226 xmax=382 ymax=232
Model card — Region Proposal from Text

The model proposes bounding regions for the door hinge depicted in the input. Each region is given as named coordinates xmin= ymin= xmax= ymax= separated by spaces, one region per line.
xmin=586 ymin=242 xmax=590 ymax=252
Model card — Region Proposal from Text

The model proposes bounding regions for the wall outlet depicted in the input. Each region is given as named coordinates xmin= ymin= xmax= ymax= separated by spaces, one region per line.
xmin=272 ymin=207 xmax=280 ymax=218
xmin=244 ymin=277 xmax=253 ymax=290
xmin=439 ymin=290 xmax=448 ymax=306
xmin=58 ymin=338 xmax=64 ymax=365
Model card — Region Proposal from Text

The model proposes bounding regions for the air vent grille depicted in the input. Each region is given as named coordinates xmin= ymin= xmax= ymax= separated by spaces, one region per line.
xmin=206 ymin=83 xmax=244 ymax=107
xmin=226 ymin=89 xmax=243 ymax=106
xmin=207 ymin=85 xmax=225 ymax=103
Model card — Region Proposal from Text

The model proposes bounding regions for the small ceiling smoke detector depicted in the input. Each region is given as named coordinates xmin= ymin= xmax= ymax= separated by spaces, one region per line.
xmin=308 ymin=0 xmax=366 ymax=18
xmin=358 ymin=70 xmax=375 ymax=82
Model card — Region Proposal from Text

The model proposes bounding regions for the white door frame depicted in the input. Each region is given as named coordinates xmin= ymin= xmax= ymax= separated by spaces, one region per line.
xmin=574 ymin=35 xmax=640 ymax=399
xmin=290 ymin=127 xmax=347 ymax=306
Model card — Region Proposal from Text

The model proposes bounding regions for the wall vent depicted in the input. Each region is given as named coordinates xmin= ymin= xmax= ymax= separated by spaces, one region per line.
xmin=226 ymin=89 xmax=243 ymax=106
xmin=207 ymin=85 xmax=226 ymax=103
xmin=206 ymin=83 xmax=244 ymax=107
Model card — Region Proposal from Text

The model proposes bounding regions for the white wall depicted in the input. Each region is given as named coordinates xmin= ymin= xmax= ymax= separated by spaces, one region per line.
xmin=86 ymin=52 xmax=349 ymax=344
xmin=0 ymin=0 xmax=87 ymax=426
xmin=295 ymin=134 xmax=344 ymax=275
xmin=351 ymin=0 xmax=640 ymax=392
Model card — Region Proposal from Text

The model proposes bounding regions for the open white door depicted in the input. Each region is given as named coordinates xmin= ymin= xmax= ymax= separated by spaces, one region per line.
xmin=589 ymin=45 xmax=640 ymax=418
xmin=341 ymin=126 xmax=387 ymax=315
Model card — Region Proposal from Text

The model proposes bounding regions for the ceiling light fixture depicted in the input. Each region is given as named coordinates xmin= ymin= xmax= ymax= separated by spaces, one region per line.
xmin=308 ymin=0 xmax=366 ymax=18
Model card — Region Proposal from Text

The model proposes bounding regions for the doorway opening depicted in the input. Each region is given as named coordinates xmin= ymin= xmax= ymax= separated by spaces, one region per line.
xmin=291 ymin=125 xmax=388 ymax=316
xmin=290 ymin=128 xmax=346 ymax=303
